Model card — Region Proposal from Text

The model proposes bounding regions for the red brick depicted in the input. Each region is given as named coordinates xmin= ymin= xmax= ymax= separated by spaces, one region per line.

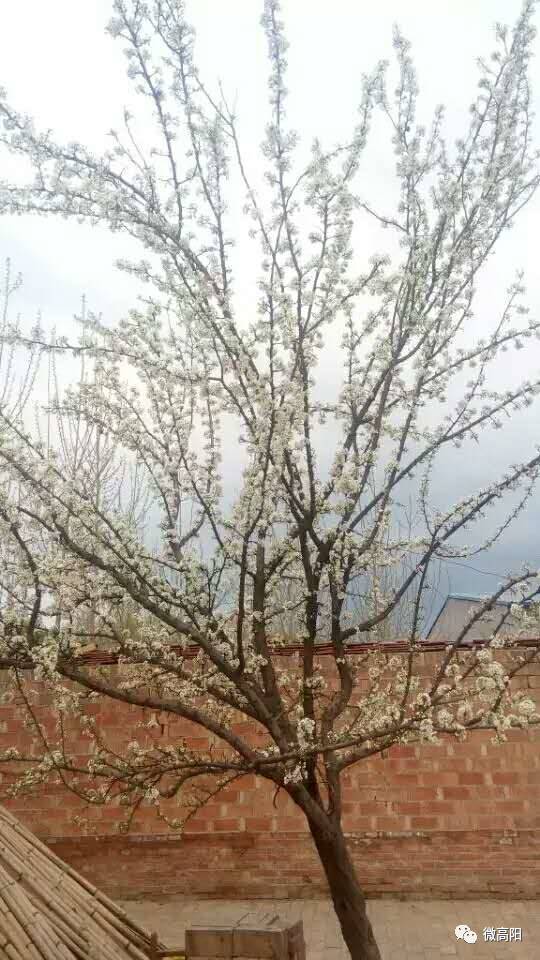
xmin=274 ymin=816 xmax=305 ymax=830
xmin=410 ymin=817 xmax=439 ymax=829
xmin=492 ymin=773 xmax=519 ymax=785
xmin=210 ymin=819 xmax=242 ymax=831
xmin=392 ymin=773 xmax=418 ymax=785
xmin=343 ymin=817 xmax=372 ymax=831
xmin=425 ymin=802 xmax=454 ymax=815
xmin=441 ymin=786 xmax=472 ymax=799
xmin=389 ymin=746 xmax=416 ymax=758
xmin=191 ymin=804 xmax=221 ymax=821
xmin=244 ymin=818 xmax=275 ymax=832
xmin=371 ymin=817 xmax=401 ymax=832
xmin=458 ymin=773 xmax=485 ymax=785
xmin=419 ymin=772 xmax=459 ymax=786
xmin=394 ymin=803 xmax=422 ymax=815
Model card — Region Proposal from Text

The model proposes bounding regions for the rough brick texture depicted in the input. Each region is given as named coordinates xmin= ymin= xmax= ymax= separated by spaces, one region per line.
xmin=0 ymin=648 xmax=539 ymax=900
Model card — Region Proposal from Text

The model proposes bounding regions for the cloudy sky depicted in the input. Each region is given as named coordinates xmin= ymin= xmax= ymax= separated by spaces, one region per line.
xmin=1 ymin=0 xmax=540 ymax=629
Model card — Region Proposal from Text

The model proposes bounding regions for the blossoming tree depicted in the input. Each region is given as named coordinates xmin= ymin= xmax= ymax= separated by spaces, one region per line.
xmin=1 ymin=2 xmax=540 ymax=957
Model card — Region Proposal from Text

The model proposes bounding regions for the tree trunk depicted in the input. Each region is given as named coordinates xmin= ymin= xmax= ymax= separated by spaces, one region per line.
xmin=308 ymin=815 xmax=382 ymax=960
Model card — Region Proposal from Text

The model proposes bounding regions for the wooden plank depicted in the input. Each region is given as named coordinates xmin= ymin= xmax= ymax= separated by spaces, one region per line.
xmin=184 ymin=917 xmax=305 ymax=960
xmin=185 ymin=926 xmax=234 ymax=958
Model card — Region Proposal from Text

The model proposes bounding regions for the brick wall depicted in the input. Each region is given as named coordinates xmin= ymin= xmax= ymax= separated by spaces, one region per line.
xmin=0 ymin=647 xmax=539 ymax=900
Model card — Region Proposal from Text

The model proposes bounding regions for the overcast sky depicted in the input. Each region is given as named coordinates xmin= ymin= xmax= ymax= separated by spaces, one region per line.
xmin=1 ymin=0 xmax=540 ymax=627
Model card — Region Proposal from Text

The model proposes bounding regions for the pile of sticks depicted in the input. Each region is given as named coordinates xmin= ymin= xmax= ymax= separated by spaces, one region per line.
xmin=0 ymin=804 xmax=163 ymax=959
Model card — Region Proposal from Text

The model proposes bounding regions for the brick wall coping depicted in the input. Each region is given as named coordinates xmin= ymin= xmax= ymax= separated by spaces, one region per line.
xmin=0 ymin=635 xmax=538 ymax=670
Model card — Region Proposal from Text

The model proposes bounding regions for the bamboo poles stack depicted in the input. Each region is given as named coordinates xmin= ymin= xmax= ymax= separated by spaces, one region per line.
xmin=0 ymin=804 xmax=164 ymax=959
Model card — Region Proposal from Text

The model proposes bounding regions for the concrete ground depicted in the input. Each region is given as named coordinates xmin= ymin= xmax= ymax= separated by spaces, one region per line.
xmin=118 ymin=897 xmax=539 ymax=960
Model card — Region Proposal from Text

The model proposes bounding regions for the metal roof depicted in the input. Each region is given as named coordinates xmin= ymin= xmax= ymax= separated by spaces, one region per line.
xmin=443 ymin=593 xmax=511 ymax=605
xmin=426 ymin=593 xmax=508 ymax=638
xmin=425 ymin=591 xmax=539 ymax=639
